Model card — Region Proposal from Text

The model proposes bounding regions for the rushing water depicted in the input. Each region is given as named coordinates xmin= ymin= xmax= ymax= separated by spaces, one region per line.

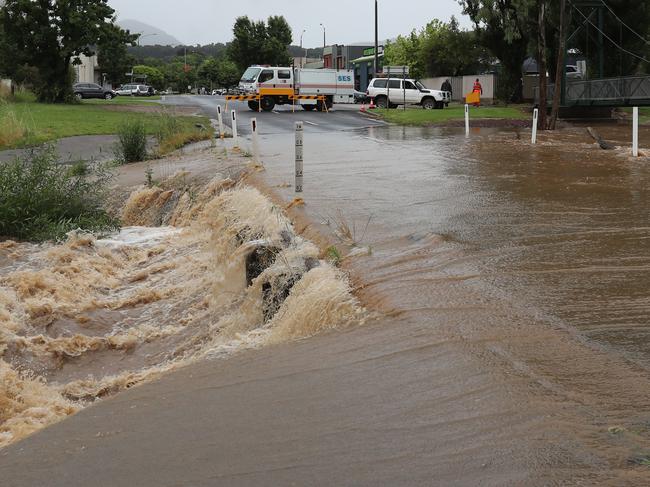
xmin=0 ymin=173 xmax=363 ymax=448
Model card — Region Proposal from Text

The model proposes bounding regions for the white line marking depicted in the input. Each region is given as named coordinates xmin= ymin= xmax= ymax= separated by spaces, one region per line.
xmin=304 ymin=121 xmax=319 ymax=126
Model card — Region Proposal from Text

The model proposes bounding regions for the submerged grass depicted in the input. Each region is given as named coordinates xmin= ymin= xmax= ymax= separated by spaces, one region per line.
xmin=373 ymin=104 xmax=528 ymax=126
xmin=0 ymin=146 xmax=119 ymax=241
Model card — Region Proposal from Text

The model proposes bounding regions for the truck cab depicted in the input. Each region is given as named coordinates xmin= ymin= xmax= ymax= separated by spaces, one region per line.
xmin=237 ymin=65 xmax=354 ymax=112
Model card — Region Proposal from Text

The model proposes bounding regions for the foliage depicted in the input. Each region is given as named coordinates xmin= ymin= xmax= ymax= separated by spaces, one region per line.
xmin=228 ymin=16 xmax=293 ymax=71
xmin=97 ymin=23 xmax=138 ymax=86
xmin=0 ymin=101 xmax=31 ymax=147
xmin=384 ymin=17 xmax=491 ymax=79
xmin=151 ymin=110 xmax=213 ymax=157
xmin=115 ymin=118 xmax=148 ymax=163
xmin=460 ymin=0 xmax=534 ymax=101
xmin=133 ymin=65 xmax=165 ymax=89
xmin=0 ymin=0 xmax=130 ymax=103
xmin=0 ymin=145 xmax=118 ymax=241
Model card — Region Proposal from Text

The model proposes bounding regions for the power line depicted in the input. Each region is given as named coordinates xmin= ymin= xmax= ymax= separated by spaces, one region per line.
xmin=601 ymin=0 xmax=650 ymax=45
xmin=569 ymin=0 xmax=650 ymax=64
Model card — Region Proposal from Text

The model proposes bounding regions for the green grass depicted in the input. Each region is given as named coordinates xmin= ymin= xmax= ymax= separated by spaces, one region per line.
xmin=373 ymin=104 xmax=528 ymax=126
xmin=0 ymin=101 xmax=210 ymax=149
xmin=619 ymin=107 xmax=650 ymax=124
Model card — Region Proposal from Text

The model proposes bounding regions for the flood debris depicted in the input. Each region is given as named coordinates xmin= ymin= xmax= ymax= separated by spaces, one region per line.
xmin=587 ymin=127 xmax=615 ymax=150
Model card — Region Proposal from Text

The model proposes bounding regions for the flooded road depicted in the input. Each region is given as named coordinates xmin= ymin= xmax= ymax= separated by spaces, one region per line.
xmin=2 ymin=122 xmax=650 ymax=485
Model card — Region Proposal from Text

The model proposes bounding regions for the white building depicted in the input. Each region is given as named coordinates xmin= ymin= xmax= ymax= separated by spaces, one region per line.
xmin=74 ymin=54 xmax=103 ymax=85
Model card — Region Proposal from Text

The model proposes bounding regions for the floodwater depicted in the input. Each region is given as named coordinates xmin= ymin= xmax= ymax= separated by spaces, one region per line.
xmin=251 ymin=122 xmax=650 ymax=483
xmin=2 ymin=124 xmax=650 ymax=485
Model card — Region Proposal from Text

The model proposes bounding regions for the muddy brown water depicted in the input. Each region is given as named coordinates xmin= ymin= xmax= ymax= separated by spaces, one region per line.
xmin=2 ymin=126 xmax=650 ymax=485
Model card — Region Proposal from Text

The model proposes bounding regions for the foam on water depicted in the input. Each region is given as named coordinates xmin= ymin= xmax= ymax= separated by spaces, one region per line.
xmin=0 ymin=176 xmax=364 ymax=448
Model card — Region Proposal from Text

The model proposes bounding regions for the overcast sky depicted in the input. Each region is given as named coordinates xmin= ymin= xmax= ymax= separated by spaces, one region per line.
xmin=108 ymin=0 xmax=472 ymax=47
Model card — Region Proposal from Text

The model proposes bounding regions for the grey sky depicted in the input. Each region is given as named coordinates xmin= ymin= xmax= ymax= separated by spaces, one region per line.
xmin=108 ymin=0 xmax=471 ymax=47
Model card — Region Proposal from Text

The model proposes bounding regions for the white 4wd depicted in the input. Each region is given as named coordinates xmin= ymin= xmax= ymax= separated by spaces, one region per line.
xmin=367 ymin=78 xmax=450 ymax=109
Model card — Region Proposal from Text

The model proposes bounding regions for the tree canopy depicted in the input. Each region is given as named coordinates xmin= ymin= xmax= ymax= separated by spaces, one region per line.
xmin=1 ymin=0 xmax=133 ymax=102
xmin=228 ymin=15 xmax=293 ymax=71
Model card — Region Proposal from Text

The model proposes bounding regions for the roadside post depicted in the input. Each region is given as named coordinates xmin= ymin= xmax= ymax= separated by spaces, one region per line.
xmin=464 ymin=104 xmax=470 ymax=136
xmin=251 ymin=118 xmax=260 ymax=163
xmin=295 ymin=121 xmax=303 ymax=193
xmin=386 ymin=66 xmax=390 ymax=109
xmin=531 ymin=108 xmax=539 ymax=144
xmin=217 ymin=105 xmax=224 ymax=139
xmin=402 ymin=67 xmax=406 ymax=111
xmin=633 ymin=107 xmax=639 ymax=157
xmin=231 ymin=110 xmax=238 ymax=148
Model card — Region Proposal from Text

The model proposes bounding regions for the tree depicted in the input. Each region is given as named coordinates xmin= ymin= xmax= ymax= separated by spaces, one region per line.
xmin=0 ymin=0 xmax=127 ymax=102
xmin=216 ymin=59 xmax=241 ymax=88
xmin=460 ymin=0 xmax=534 ymax=101
xmin=132 ymin=65 xmax=165 ymax=89
xmin=97 ymin=23 xmax=138 ymax=86
xmin=228 ymin=15 xmax=293 ymax=71
xmin=384 ymin=32 xmax=425 ymax=79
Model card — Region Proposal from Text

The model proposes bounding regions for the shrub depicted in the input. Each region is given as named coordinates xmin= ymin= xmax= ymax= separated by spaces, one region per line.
xmin=0 ymin=105 xmax=30 ymax=147
xmin=152 ymin=110 xmax=212 ymax=157
xmin=0 ymin=146 xmax=119 ymax=241
xmin=115 ymin=118 xmax=147 ymax=163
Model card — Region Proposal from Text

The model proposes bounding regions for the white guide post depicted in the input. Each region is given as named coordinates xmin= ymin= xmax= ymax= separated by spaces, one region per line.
xmin=251 ymin=117 xmax=260 ymax=163
xmin=217 ymin=104 xmax=224 ymax=139
xmin=295 ymin=121 xmax=303 ymax=193
xmin=464 ymin=104 xmax=470 ymax=136
xmin=633 ymin=106 xmax=639 ymax=157
xmin=532 ymin=108 xmax=539 ymax=144
xmin=231 ymin=110 xmax=238 ymax=148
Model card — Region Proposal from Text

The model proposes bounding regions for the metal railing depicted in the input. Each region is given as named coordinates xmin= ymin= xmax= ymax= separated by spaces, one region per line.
xmin=537 ymin=75 xmax=650 ymax=106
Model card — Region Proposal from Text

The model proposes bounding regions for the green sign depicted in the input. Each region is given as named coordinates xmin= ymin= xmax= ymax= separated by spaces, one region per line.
xmin=362 ymin=46 xmax=384 ymax=56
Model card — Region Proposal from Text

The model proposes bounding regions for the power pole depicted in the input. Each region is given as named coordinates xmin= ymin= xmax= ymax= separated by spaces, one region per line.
xmin=374 ymin=0 xmax=379 ymax=75
xmin=537 ymin=0 xmax=548 ymax=131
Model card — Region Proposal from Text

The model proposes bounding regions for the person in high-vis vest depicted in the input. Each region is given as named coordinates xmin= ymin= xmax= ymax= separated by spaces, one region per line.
xmin=472 ymin=78 xmax=483 ymax=107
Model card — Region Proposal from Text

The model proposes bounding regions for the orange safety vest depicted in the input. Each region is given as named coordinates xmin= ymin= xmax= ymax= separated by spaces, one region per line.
xmin=473 ymin=81 xmax=482 ymax=93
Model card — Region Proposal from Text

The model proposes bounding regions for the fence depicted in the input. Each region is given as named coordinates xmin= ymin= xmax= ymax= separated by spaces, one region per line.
xmin=535 ymin=75 xmax=650 ymax=106
xmin=420 ymin=74 xmax=497 ymax=102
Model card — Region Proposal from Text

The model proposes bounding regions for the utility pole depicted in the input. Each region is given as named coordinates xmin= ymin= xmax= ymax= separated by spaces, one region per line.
xmin=300 ymin=29 xmax=306 ymax=68
xmin=320 ymin=23 xmax=326 ymax=51
xmin=374 ymin=0 xmax=379 ymax=75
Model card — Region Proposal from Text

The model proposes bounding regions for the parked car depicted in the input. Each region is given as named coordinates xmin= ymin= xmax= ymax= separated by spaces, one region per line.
xmin=566 ymin=65 xmax=583 ymax=79
xmin=354 ymin=90 xmax=369 ymax=104
xmin=133 ymin=84 xmax=154 ymax=96
xmin=73 ymin=82 xmax=116 ymax=100
xmin=367 ymin=78 xmax=451 ymax=109
xmin=115 ymin=83 xmax=137 ymax=96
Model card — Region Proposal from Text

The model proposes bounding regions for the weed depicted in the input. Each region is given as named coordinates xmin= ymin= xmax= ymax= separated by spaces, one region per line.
xmin=0 ymin=103 xmax=31 ymax=147
xmin=325 ymin=245 xmax=342 ymax=266
xmin=145 ymin=163 xmax=154 ymax=188
xmin=0 ymin=146 xmax=119 ymax=241
xmin=115 ymin=118 xmax=147 ymax=163
xmin=67 ymin=160 xmax=88 ymax=177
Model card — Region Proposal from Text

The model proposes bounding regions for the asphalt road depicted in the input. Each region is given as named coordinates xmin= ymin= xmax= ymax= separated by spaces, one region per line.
xmin=162 ymin=95 xmax=386 ymax=136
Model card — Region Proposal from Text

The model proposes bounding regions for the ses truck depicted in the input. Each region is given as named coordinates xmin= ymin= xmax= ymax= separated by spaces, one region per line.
xmin=236 ymin=66 xmax=355 ymax=112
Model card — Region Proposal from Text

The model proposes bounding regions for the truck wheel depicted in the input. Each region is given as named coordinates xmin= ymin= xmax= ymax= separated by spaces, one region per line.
xmin=302 ymin=105 xmax=315 ymax=111
xmin=389 ymin=103 xmax=399 ymax=109
xmin=422 ymin=98 xmax=435 ymax=110
xmin=375 ymin=96 xmax=388 ymax=109
xmin=260 ymin=96 xmax=275 ymax=112
xmin=248 ymin=100 xmax=259 ymax=111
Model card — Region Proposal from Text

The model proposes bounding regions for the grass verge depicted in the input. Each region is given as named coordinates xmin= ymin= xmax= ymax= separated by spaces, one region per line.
xmin=0 ymin=100 xmax=211 ymax=150
xmin=0 ymin=145 xmax=119 ymax=241
xmin=82 ymin=95 xmax=162 ymax=105
xmin=372 ymin=104 xmax=528 ymax=126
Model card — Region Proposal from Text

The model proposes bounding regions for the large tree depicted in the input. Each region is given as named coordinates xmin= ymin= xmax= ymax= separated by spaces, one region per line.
xmin=228 ymin=15 xmax=293 ymax=71
xmin=97 ymin=23 xmax=138 ymax=86
xmin=1 ymin=0 xmax=128 ymax=102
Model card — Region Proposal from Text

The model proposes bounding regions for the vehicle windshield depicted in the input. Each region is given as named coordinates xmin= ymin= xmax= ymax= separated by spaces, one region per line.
xmin=415 ymin=81 xmax=427 ymax=90
xmin=240 ymin=67 xmax=261 ymax=83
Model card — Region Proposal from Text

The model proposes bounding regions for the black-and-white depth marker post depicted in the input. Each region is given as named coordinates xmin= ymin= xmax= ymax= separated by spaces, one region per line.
xmin=465 ymin=104 xmax=470 ymax=136
xmin=532 ymin=108 xmax=539 ymax=144
xmin=216 ymin=105 xmax=224 ymax=139
xmin=295 ymin=121 xmax=303 ymax=193
xmin=231 ymin=110 xmax=238 ymax=148
xmin=251 ymin=117 xmax=260 ymax=163
xmin=633 ymin=106 xmax=639 ymax=157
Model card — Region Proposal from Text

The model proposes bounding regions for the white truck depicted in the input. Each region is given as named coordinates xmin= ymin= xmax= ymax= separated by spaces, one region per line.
xmin=367 ymin=78 xmax=451 ymax=109
xmin=236 ymin=65 xmax=355 ymax=111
